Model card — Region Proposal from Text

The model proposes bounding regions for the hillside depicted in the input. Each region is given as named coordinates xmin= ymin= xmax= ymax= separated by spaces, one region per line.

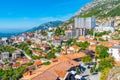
xmin=27 ymin=21 xmax=63 ymax=32
xmin=76 ymin=0 xmax=120 ymax=19
xmin=62 ymin=0 xmax=120 ymax=27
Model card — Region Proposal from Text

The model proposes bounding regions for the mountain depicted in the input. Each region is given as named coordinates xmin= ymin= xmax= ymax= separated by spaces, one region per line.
xmin=27 ymin=21 xmax=63 ymax=32
xmin=75 ymin=0 xmax=120 ymax=19
xmin=61 ymin=0 xmax=120 ymax=27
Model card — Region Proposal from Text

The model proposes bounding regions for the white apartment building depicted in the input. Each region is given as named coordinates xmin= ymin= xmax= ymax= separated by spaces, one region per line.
xmin=108 ymin=46 xmax=120 ymax=61
xmin=94 ymin=26 xmax=115 ymax=33
xmin=1 ymin=52 xmax=9 ymax=60
xmin=74 ymin=17 xmax=96 ymax=29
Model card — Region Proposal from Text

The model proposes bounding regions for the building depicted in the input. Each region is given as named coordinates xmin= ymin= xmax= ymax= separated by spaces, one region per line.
xmin=1 ymin=52 xmax=9 ymax=60
xmin=94 ymin=26 xmax=115 ymax=33
xmin=65 ymin=29 xmax=87 ymax=39
xmin=94 ymin=20 xmax=115 ymax=33
xmin=102 ymin=20 xmax=114 ymax=28
xmin=12 ymin=50 xmax=21 ymax=59
xmin=108 ymin=45 xmax=120 ymax=61
xmin=65 ymin=30 xmax=72 ymax=38
xmin=48 ymin=32 xmax=54 ymax=40
xmin=75 ymin=17 xmax=96 ymax=29
xmin=1 ymin=37 xmax=8 ymax=44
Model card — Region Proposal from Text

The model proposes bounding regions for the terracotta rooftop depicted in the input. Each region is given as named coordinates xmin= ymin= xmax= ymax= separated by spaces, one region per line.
xmin=114 ymin=61 xmax=120 ymax=66
xmin=63 ymin=52 xmax=86 ymax=60
xmin=31 ymin=60 xmax=79 ymax=80
xmin=89 ymin=45 xmax=96 ymax=51
xmin=79 ymin=36 xmax=86 ymax=41
xmin=72 ymin=45 xmax=80 ymax=49
xmin=12 ymin=63 xmax=21 ymax=67
xmin=50 ymin=58 xmax=58 ymax=62
xmin=55 ymin=70 xmax=67 ymax=78
xmin=34 ymin=60 xmax=42 ymax=67
xmin=99 ymin=41 xmax=114 ymax=48
xmin=42 ymin=53 xmax=47 ymax=57
xmin=23 ymin=70 xmax=33 ymax=77
xmin=53 ymin=36 xmax=60 ymax=40
xmin=21 ymin=53 xmax=84 ymax=80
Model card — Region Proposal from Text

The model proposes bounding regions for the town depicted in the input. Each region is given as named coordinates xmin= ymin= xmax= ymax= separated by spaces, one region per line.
xmin=0 ymin=16 xmax=120 ymax=80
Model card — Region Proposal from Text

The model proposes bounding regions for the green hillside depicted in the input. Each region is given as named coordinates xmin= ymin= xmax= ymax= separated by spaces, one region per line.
xmin=78 ymin=0 xmax=120 ymax=19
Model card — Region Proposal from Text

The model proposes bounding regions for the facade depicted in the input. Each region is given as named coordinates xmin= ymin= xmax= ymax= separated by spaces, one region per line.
xmin=108 ymin=46 xmax=120 ymax=61
xmin=94 ymin=26 xmax=115 ymax=33
xmin=65 ymin=29 xmax=87 ymax=39
xmin=12 ymin=50 xmax=21 ymax=59
xmin=1 ymin=52 xmax=9 ymax=60
xmin=103 ymin=20 xmax=114 ymax=28
xmin=95 ymin=20 xmax=115 ymax=32
xmin=47 ymin=32 xmax=54 ymax=40
xmin=75 ymin=17 xmax=96 ymax=29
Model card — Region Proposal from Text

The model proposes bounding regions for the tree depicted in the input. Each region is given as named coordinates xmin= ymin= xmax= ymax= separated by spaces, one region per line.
xmin=66 ymin=38 xmax=77 ymax=47
xmin=81 ymin=55 xmax=92 ymax=64
xmin=100 ymin=68 xmax=111 ymax=80
xmin=76 ymin=67 xmax=80 ymax=74
xmin=88 ymin=29 xmax=94 ymax=35
xmin=56 ymin=45 xmax=62 ymax=52
xmin=76 ymin=41 xmax=90 ymax=50
xmin=95 ymin=45 xmax=109 ymax=59
xmin=55 ymin=27 xmax=61 ymax=36
xmin=98 ymin=57 xmax=114 ymax=72
xmin=41 ymin=30 xmax=48 ymax=36
xmin=0 ymin=67 xmax=27 ymax=80
xmin=61 ymin=29 xmax=65 ymax=36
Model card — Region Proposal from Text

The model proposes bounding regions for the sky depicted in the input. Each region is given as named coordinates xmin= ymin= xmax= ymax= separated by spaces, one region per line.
xmin=0 ymin=0 xmax=92 ymax=33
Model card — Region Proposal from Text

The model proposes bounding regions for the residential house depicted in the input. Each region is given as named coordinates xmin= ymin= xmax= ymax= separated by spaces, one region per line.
xmin=40 ymin=58 xmax=50 ymax=63
xmin=34 ymin=60 xmax=42 ymax=68
xmin=41 ymin=53 xmax=48 ymax=57
xmin=1 ymin=52 xmax=9 ymax=60
xmin=32 ymin=50 xmax=41 ymax=56
xmin=52 ymin=36 xmax=61 ymax=46
xmin=50 ymin=58 xmax=58 ymax=62
xmin=12 ymin=63 xmax=21 ymax=68
xmin=16 ymin=58 xmax=31 ymax=65
xmin=108 ymin=45 xmax=120 ymax=61
xmin=12 ymin=50 xmax=21 ymax=59
xmin=23 ymin=70 xmax=33 ymax=77
xmin=69 ymin=45 xmax=80 ymax=53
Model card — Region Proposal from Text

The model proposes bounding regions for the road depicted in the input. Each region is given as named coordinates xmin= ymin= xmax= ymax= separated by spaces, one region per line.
xmin=6 ymin=44 xmax=32 ymax=60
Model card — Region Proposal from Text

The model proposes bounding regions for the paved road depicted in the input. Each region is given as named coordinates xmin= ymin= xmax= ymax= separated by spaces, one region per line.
xmin=6 ymin=44 xmax=32 ymax=60
xmin=16 ymin=48 xmax=32 ymax=60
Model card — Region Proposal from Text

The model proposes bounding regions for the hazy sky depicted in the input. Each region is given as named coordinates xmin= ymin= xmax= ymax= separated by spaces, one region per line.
xmin=0 ymin=0 xmax=92 ymax=33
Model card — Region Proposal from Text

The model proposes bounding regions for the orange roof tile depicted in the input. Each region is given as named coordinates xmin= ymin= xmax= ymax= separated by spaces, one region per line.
xmin=34 ymin=60 xmax=42 ymax=66
xmin=64 ymin=52 xmax=86 ymax=59
xmin=114 ymin=61 xmax=120 ymax=66
xmin=50 ymin=58 xmax=58 ymax=62
xmin=53 ymin=36 xmax=60 ymax=40
xmin=89 ymin=45 xmax=96 ymax=51
xmin=71 ymin=45 xmax=80 ymax=50
xmin=13 ymin=63 xmax=20 ymax=67
xmin=99 ymin=42 xmax=114 ymax=48
xmin=23 ymin=70 xmax=33 ymax=77
xmin=79 ymin=36 xmax=86 ymax=41
xmin=42 ymin=53 xmax=48 ymax=57
xmin=55 ymin=70 xmax=67 ymax=78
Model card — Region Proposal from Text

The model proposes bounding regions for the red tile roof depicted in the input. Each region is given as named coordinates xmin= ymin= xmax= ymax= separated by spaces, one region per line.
xmin=12 ymin=63 xmax=21 ymax=67
xmin=55 ymin=70 xmax=67 ymax=78
xmin=34 ymin=60 xmax=42 ymax=67
xmin=53 ymin=36 xmax=60 ymax=40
